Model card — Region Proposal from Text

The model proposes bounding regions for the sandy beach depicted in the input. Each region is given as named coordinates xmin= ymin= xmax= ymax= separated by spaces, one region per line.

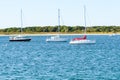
xmin=1 ymin=33 xmax=119 ymax=36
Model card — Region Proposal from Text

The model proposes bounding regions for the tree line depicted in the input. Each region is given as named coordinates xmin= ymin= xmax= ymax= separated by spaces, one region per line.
xmin=0 ymin=25 xmax=119 ymax=34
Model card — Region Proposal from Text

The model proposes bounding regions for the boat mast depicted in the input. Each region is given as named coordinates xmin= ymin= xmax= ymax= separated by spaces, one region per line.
xmin=84 ymin=5 xmax=86 ymax=34
xmin=58 ymin=9 xmax=60 ymax=33
xmin=20 ymin=9 xmax=23 ymax=34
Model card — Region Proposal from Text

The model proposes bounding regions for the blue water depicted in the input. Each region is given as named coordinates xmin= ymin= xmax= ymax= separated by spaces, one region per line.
xmin=0 ymin=35 xmax=120 ymax=80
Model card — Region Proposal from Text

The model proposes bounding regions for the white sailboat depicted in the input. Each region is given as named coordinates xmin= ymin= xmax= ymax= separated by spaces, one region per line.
xmin=109 ymin=32 xmax=116 ymax=36
xmin=9 ymin=9 xmax=31 ymax=42
xmin=46 ymin=9 xmax=67 ymax=42
xmin=69 ymin=6 xmax=96 ymax=44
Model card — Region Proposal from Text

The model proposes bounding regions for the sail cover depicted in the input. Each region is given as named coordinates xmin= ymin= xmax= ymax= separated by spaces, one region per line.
xmin=73 ymin=35 xmax=87 ymax=41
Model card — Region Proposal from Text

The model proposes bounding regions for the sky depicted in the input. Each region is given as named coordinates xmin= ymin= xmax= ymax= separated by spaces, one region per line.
xmin=0 ymin=0 xmax=120 ymax=28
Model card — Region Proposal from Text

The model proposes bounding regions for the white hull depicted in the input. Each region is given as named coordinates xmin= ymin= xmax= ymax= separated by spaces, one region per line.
xmin=109 ymin=33 xmax=116 ymax=36
xmin=46 ymin=38 xmax=67 ymax=42
xmin=46 ymin=35 xmax=67 ymax=42
xmin=69 ymin=39 xmax=95 ymax=44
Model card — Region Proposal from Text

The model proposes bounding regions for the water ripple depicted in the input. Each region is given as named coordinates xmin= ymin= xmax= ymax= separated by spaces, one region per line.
xmin=0 ymin=35 xmax=119 ymax=80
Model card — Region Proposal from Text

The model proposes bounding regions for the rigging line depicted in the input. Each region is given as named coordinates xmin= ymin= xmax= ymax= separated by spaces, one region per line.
xmin=60 ymin=13 xmax=64 ymax=25
xmin=21 ymin=9 xmax=23 ymax=34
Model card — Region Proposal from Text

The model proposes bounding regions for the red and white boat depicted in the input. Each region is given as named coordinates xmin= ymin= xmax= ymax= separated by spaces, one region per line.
xmin=69 ymin=6 xmax=96 ymax=44
xmin=69 ymin=35 xmax=95 ymax=44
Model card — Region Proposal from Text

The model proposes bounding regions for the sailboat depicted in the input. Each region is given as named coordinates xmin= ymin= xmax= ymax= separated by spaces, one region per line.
xmin=9 ymin=9 xmax=31 ymax=42
xmin=46 ymin=9 xmax=67 ymax=42
xmin=69 ymin=6 xmax=95 ymax=44
xmin=109 ymin=33 xmax=116 ymax=37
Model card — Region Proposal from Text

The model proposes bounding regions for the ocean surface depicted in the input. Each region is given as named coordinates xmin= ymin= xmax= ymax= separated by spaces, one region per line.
xmin=0 ymin=35 xmax=120 ymax=80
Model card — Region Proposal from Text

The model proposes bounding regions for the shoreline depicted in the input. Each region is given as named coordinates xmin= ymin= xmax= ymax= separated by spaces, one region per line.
xmin=0 ymin=33 xmax=119 ymax=36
